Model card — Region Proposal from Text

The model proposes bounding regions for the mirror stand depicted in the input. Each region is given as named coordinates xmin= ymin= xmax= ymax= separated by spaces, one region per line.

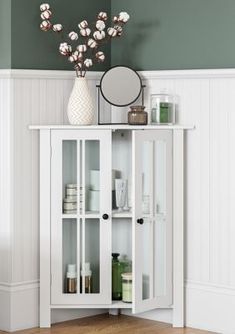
xmin=96 ymin=84 xmax=146 ymax=125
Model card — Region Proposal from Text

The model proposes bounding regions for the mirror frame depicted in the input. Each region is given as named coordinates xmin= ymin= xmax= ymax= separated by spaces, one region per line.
xmin=100 ymin=65 xmax=143 ymax=107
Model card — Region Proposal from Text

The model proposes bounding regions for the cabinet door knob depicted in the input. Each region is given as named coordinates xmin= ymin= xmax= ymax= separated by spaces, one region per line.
xmin=137 ymin=218 xmax=144 ymax=225
xmin=102 ymin=214 xmax=109 ymax=220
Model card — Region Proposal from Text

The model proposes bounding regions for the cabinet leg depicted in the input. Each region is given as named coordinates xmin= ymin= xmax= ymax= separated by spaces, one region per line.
xmin=40 ymin=306 xmax=51 ymax=328
xmin=109 ymin=308 xmax=119 ymax=316
xmin=173 ymin=307 xmax=184 ymax=328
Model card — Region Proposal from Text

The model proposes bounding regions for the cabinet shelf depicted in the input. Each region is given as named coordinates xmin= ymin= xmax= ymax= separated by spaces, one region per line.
xmin=62 ymin=211 xmax=133 ymax=220
xmin=51 ymin=301 xmax=132 ymax=309
xmin=112 ymin=210 xmax=132 ymax=218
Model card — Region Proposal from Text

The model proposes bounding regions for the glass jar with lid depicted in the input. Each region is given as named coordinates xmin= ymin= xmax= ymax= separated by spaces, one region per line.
xmin=128 ymin=105 xmax=148 ymax=125
xmin=121 ymin=272 xmax=132 ymax=303
xmin=151 ymin=93 xmax=175 ymax=124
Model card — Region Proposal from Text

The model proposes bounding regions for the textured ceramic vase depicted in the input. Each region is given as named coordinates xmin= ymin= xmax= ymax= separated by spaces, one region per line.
xmin=67 ymin=77 xmax=94 ymax=125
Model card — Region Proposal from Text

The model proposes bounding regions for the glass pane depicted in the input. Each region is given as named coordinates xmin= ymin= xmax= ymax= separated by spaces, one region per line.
xmin=155 ymin=216 xmax=166 ymax=297
xmin=142 ymin=220 xmax=151 ymax=300
xmin=154 ymin=141 xmax=167 ymax=297
xmin=80 ymin=218 xmax=100 ymax=294
xmin=140 ymin=139 xmax=168 ymax=300
xmin=62 ymin=219 xmax=77 ymax=294
xmin=85 ymin=141 xmax=100 ymax=213
xmin=141 ymin=142 xmax=152 ymax=216
xmin=141 ymin=141 xmax=153 ymax=300
xmin=62 ymin=141 xmax=77 ymax=214
xmin=155 ymin=141 xmax=166 ymax=215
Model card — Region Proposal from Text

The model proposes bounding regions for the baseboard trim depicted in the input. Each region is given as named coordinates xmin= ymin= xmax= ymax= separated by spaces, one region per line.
xmin=0 ymin=281 xmax=106 ymax=332
xmin=185 ymin=280 xmax=235 ymax=333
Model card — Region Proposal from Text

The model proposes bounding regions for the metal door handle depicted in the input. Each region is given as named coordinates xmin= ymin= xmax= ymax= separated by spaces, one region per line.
xmin=102 ymin=213 xmax=109 ymax=220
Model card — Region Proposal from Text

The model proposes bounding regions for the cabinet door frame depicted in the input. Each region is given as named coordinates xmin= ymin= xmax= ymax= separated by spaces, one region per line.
xmin=132 ymin=129 xmax=173 ymax=314
xmin=50 ymin=129 xmax=112 ymax=305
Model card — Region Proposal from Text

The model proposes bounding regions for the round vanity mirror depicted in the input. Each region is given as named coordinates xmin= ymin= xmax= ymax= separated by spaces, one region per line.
xmin=100 ymin=66 xmax=142 ymax=107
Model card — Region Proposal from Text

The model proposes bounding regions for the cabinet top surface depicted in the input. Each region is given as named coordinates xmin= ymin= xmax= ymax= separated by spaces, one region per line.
xmin=29 ymin=124 xmax=194 ymax=130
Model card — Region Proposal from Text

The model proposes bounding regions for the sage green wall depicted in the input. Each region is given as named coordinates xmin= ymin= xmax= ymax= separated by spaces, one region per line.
xmin=3 ymin=0 xmax=235 ymax=70
xmin=0 ymin=0 xmax=11 ymax=68
xmin=111 ymin=0 xmax=235 ymax=70
xmin=11 ymin=0 xmax=111 ymax=70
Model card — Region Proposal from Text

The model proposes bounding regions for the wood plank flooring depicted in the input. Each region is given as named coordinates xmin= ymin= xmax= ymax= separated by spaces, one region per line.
xmin=0 ymin=314 xmax=217 ymax=334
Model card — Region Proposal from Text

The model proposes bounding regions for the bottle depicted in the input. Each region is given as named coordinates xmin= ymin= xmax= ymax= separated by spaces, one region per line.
xmin=80 ymin=262 xmax=92 ymax=293
xmin=66 ymin=264 xmax=77 ymax=293
xmin=112 ymin=253 xmax=126 ymax=300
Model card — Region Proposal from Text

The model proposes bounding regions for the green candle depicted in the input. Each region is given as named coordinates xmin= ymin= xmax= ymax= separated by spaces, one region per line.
xmin=159 ymin=102 xmax=172 ymax=123
xmin=122 ymin=273 xmax=132 ymax=303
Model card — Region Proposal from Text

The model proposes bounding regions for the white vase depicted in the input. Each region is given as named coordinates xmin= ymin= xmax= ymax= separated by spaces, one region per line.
xmin=67 ymin=77 xmax=94 ymax=125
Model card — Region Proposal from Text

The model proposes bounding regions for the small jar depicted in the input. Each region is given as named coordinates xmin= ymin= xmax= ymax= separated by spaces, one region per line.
xmin=151 ymin=93 xmax=175 ymax=124
xmin=66 ymin=184 xmax=77 ymax=196
xmin=121 ymin=272 xmax=132 ymax=303
xmin=128 ymin=106 xmax=148 ymax=125
xmin=63 ymin=197 xmax=77 ymax=213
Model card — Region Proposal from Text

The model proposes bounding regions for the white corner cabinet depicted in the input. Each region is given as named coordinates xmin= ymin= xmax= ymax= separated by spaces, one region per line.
xmin=30 ymin=124 xmax=193 ymax=328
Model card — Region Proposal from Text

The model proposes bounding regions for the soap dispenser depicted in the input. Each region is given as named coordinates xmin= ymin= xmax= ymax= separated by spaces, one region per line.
xmin=80 ymin=262 xmax=92 ymax=293
xmin=66 ymin=264 xmax=77 ymax=293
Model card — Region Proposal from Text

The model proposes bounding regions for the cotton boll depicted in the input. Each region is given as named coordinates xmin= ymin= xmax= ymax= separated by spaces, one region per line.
xmin=95 ymin=51 xmax=105 ymax=62
xmin=40 ymin=20 xmax=52 ymax=31
xmin=78 ymin=20 xmax=88 ymax=29
xmin=97 ymin=12 xmax=108 ymax=21
xmin=80 ymin=28 xmax=91 ymax=37
xmin=93 ymin=30 xmax=105 ymax=40
xmin=69 ymin=31 xmax=78 ymax=40
xmin=40 ymin=10 xmax=52 ymax=20
xmin=107 ymin=27 xmax=117 ymax=37
xmin=118 ymin=12 xmax=130 ymax=23
xmin=77 ymin=52 xmax=83 ymax=61
xmin=77 ymin=44 xmax=87 ymax=52
xmin=68 ymin=54 xmax=79 ymax=63
xmin=113 ymin=16 xmax=118 ymax=23
xmin=84 ymin=58 xmax=93 ymax=68
xmin=96 ymin=20 xmax=105 ymax=31
xmin=53 ymin=24 xmax=63 ymax=32
xmin=87 ymin=38 xmax=98 ymax=49
xmin=40 ymin=3 xmax=50 ymax=11
xmin=114 ymin=25 xmax=123 ymax=36
xmin=59 ymin=42 xmax=72 ymax=56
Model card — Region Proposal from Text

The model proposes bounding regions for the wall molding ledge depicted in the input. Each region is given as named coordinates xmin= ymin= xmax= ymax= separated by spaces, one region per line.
xmin=1 ymin=68 xmax=235 ymax=80
xmin=0 ymin=69 xmax=103 ymax=80
xmin=185 ymin=280 xmax=235 ymax=296
xmin=0 ymin=280 xmax=39 ymax=292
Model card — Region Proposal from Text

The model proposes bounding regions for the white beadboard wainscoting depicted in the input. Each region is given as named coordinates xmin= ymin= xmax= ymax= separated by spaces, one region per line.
xmin=1 ymin=69 xmax=235 ymax=332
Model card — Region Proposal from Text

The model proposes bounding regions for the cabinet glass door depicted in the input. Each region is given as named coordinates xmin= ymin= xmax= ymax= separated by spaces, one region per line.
xmin=132 ymin=130 xmax=172 ymax=313
xmin=51 ymin=130 xmax=111 ymax=305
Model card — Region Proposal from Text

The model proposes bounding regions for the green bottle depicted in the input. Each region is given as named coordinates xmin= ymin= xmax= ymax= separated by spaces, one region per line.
xmin=112 ymin=253 xmax=125 ymax=300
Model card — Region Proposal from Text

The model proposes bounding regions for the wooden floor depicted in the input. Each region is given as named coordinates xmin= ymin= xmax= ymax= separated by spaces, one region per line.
xmin=0 ymin=314 xmax=216 ymax=334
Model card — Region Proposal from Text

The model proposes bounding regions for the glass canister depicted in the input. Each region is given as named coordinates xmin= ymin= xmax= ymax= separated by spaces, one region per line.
xmin=151 ymin=93 xmax=175 ymax=124
xmin=121 ymin=272 xmax=132 ymax=303
xmin=128 ymin=105 xmax=148 ymax=125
